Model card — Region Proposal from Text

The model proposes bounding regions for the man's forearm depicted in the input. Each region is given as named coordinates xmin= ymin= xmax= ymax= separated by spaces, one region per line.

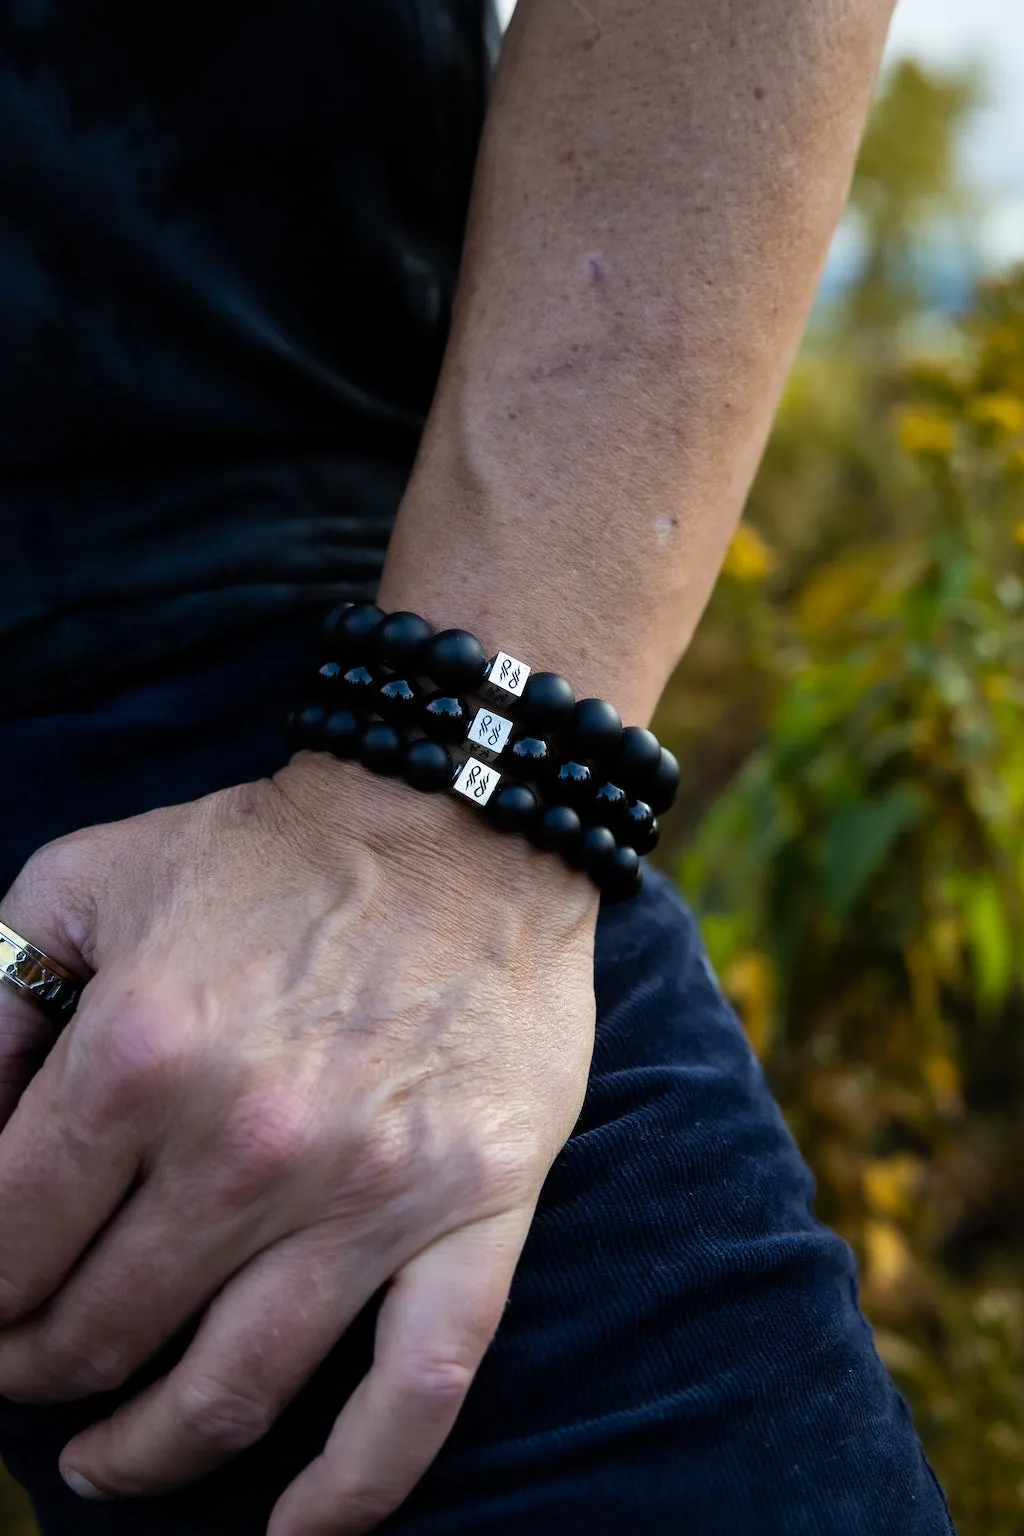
xmin=379 ymin=0 xmax=893 ymax=723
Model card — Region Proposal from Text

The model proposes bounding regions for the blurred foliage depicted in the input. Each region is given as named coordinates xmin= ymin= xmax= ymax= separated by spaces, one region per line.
xmin=660 ymin=58 xmax=1024 ymax=1536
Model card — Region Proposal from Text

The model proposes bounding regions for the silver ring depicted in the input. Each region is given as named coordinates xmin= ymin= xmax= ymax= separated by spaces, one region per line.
xmin=0 ymin=920 xmax=84 ymax=1026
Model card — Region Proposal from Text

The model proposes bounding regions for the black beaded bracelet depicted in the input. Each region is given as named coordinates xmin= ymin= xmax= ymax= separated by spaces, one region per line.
xmin=289 ymin=603 xmax=681 ymax=900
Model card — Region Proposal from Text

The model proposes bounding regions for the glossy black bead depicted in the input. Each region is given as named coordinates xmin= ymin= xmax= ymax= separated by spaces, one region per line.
xmin=321 ymin=601 xmax=384 ymax=659
xmin=519 ymin=671 xmax=576 ymax=736
xmin=376 ymin=676 xmax=423 ymax=723
xmin=528 ymin=803 xmax=583 ymax=859
xmin=571 ymin=697 xmax=623 ymax=761
xmin=504 ymin=734 xmax=552 ymax=779
xmin=615 ymin=726 xmax=662 ymax=789
xmin=402 ymin=737 xmax=454 ymax=793
xmin=581 ymin=823 xmax=619 ymax=880
xmin=323 ymin=708 xmax=363 ymax=759
xmin=358 ymin=720 xmax=404 ymax=776
xmin=486 ymin=781 xmax=538 ymax=834
xmin=315 ymin=661 xmax=347 ymax=702
xmin=340 ymin=663 xmax=377 ymax=705
xmin=286 ymin=703 xmax=326 ymax=752
xmin=421 ymin=691 xmax=471 ymax=743
xmin=599 ymin=844 xmax=643 ymax=901
xmin=375 ymin=610 xmax=433 ymax=672
xmin=593 ymin=781 xmax=628 ymax=826
xmin=423 ymin=628 xmax=488 ymax=692
xmin=623 ymin=799 xmax=659 ymax=855
xmin=645 ymin=747 xmax=681 ymax=815
xmin=551 ymin=759 xmax=593 ymax=808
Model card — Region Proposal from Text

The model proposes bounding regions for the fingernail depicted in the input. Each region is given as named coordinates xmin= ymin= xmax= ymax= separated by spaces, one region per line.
xmin=61 ymin=1467 xmax=108 ymax=1500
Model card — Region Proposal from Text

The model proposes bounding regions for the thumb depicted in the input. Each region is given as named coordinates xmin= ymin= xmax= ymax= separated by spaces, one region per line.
xmin=0 ymin=837 xmax=95 ymax=1121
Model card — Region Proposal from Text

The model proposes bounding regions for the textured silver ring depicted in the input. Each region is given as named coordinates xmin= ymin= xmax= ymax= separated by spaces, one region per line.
xmin=0 ymin=920 xmax=84 ymax=1026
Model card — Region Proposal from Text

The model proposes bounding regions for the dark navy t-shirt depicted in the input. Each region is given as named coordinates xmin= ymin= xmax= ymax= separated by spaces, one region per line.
xmin=1 ymin=0 xmax=493 ymax=712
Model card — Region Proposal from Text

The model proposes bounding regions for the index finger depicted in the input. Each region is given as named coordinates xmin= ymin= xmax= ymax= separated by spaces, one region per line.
xmin=267 ymin=1208 xmax=533 ymax=1536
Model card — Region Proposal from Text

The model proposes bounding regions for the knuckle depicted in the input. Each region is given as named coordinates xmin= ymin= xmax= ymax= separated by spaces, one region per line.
xmin=391 ymin=1350 xmax=476 ymax=1410
xmin=215 ymin=1089 xmax=316 ymax=1197
xmin=83 ymin=994 xmax=187 ymax=1116
xmin=173 ymin=1374 xmax=275 ymax=1452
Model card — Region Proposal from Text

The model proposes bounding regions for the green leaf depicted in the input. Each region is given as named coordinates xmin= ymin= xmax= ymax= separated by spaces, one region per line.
xmin=962 ymin=874 xmax=1015 ymax=1014
xmin=822 ymin=786 xmax=926 ymax=920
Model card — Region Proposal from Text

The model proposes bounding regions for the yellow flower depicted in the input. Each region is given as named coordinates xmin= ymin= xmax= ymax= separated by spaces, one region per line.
xmin=895 ymin=408 xmax=954 ymax=458
xmin=969 ymin=392 xmax=1024 ymax=438
xmin=722 ymin=523 xmax=775 ymax=583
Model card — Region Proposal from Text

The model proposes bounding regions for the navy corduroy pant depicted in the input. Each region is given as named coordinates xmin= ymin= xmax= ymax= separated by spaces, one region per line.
xmin=0 ymin=618 xmax=954 ymax=1534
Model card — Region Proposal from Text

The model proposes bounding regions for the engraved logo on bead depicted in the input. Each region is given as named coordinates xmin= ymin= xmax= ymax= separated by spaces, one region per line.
xmin=465 ymin=708 xmax=514 ymax=763
xmin=480 ymin=651 xmax=531 ymax=706
xmin=451 ymin=756 xmax=501 ymax=806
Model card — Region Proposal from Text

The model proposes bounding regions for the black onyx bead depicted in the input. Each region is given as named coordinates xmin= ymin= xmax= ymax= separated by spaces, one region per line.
xmin=375 ymin=610 xmax=433 ymax=672
xmin=615 ymin=726 xmax=662 ymax=789
xmin=321 ymin=602 xmax=384 ymax=659
xmin=646 ymin=747 xmax=680 ymax=815
xmin=623 ymin=799 xmax=659 ymax=855
xmin=551 ymin=759 xmax=593 ymax=808
xmin=314 ymin=660 xmax=345 ymax=697
xmin=317 ymin=601 xmax=352 ymax=648
xmin=529 ymin=803 xmax=583 ymax=859
xmin=423 ymin=629 xmax=488 ymax=692
xmin=286 ymin=703 xmax=326 ymax=752
xmin=376 ymin=676 xmax=423 ymax=724
xmin=581 ymin=824 xmax=619 ymax=881
xmin=358 ymin=720 xmax=404 ymax=776
xmin=340 ymin=663 xmax=377 ymax=705
xmin=421 ymin=691 xmax=471 ymax=743
xmin=486 ymin=781 xmax=538 ymax=834
xmin=402 ymin=738 xmax=454 ymax=793
xmin=600 ymin=844 xmax=643 ymax=901
xmin=593 ymin=781 xmax=628 ymax=826
xmin=520 ymin=671 xmax=576 ymax=736
xmin=504 ymin=734 xmax=552 ymax=779
xmin=323 ymin=708 xmax=364 ymax=759
xmin=572 ymin=697 xmax=623 ymax=761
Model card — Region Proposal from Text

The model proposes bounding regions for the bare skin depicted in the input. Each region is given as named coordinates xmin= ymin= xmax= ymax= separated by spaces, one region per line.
xmin=0 ymin=2 xmax=894 ymax=1533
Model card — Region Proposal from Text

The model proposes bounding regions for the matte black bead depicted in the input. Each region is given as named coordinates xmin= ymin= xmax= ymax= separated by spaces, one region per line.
xmin=646 ymin=747 xmax=680 ymax=815
xmin=286 ymin=703 xmax=327 ymax=752
xmin=322 ymin=601 xmax=384 ymax=659
xmin=599 ymin=844 xmax=643 ymax=901
xmin=421 ymin=691 xmax=471 ymax=743
xmin=376 ymin=675 xmax=423 ymax=724
xmin=529 ymin=803 xmax=583 ymax=859
xmin=340 ymin=663 xmax=377 ymax=705
xmin=572 ymin=697 xmax=623 ymax=761
xmin=615 ymin=726 xmax=662 ymax=789
xmin=486 ymin=781 xmax=538 ymax=834
xmin=581 ymin=823 xmax=619 ymax=880
xmin=520 ymin=671 xmax=576 ymax=736
xmin=358 ymin=720 xmax=405 ymax=776
xmin=375 ymin=610 xmax=434 ymax=672
xmin=317 ymin=601 xmax=353 ymax=648
xmin=323 ymin=708 xmax=363 ymax=759
xmin=551 ymin=759 xmax=593 ymax=808
xmin=504 ymin=734 xmax=552 ymax=779
xmin=593 ymin=781 xmax=628 ymax=826
xmin=623 ymin=799 xmax=659 ymax=855
xmin=402 ymin=737 xmax=454 ymax=793
xmin=423 ymin=628 xmax=488 ymax=692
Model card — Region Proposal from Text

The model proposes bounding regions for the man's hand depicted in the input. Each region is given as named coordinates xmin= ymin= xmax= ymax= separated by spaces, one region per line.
xmin=0 ymin=754 xmax=598 ymax=1534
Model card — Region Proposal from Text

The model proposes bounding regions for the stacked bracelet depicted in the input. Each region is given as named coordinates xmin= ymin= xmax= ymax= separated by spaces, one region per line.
xmin=285 ymin=604 xmax=680 ymax=901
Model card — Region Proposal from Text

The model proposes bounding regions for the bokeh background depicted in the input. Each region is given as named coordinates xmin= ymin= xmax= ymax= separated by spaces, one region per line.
xmin=3 ymin=3 xmax=1024 ymax=1531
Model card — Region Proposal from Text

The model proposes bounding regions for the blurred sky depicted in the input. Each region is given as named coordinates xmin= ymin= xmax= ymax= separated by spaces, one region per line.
xmin=496 ymin=0 xmax=1024 ymax=266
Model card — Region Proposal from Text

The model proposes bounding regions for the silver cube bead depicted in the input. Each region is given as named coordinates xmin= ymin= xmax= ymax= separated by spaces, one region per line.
xmin=451 ymin=756 xmax=501 ymax=807
xmin=464 ymin=706 xmax=514 ymax=763
xmin=480 ymin=651 xmax=531 ymax=708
